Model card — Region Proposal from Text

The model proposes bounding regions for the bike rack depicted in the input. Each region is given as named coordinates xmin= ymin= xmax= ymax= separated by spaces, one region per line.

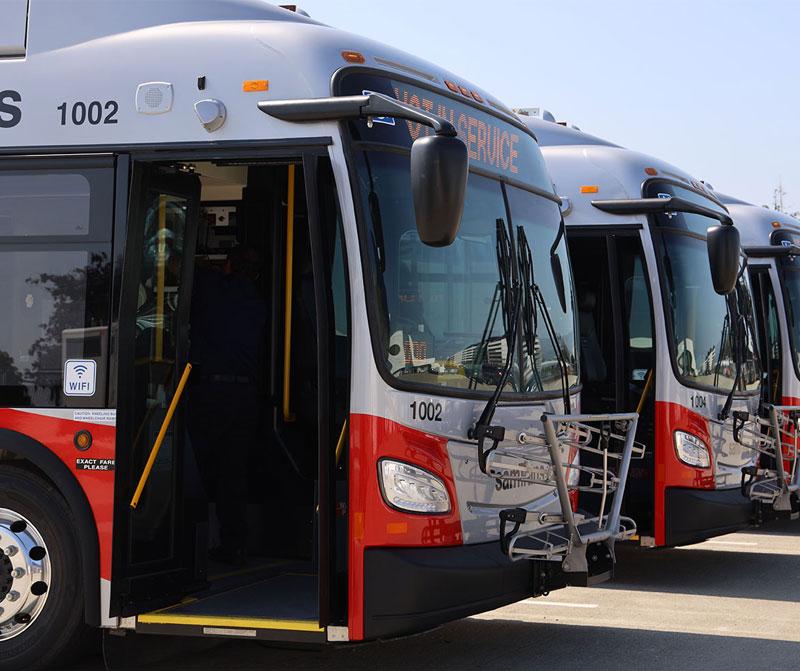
xmin=733 ymin=405 xmax=800 ymax=516
xmin=492 ymin=412 xmax=642 ymax=583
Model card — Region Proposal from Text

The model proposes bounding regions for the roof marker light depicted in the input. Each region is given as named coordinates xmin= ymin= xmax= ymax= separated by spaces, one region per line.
xmin=580 ymin=185 xmax=599 ymax=194
xmin=772 ymin=221 xmax=782 ymax=228
xmin=342 ymin=50 xmax=365 ymax=64
xmin=458 ymin=85 xmax=471 ymax=97
xmin=471 ymin=91 xmax=484 ymax=103
xmin=243 ymin=80 xmax=269 ymax=92
xmin=444 ymin=80 xmax=460 ymax=93
xmin=645 ymin=167 xmax=658 ymax=176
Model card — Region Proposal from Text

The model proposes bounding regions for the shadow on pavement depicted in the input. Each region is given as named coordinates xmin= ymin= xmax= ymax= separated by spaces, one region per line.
xmin=66 ymin=617 xmax=800 ymax=671
xmin=606 ymin=543 xmax=800 ymax=603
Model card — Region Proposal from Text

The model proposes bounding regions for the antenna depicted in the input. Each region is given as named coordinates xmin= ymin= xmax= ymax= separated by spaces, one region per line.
xmin=774 ymin=178 xmax=786 ymax=212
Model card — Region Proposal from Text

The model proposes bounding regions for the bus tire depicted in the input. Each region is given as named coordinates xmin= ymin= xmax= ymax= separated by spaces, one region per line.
xmin=0 ymin=466 xmax=94 ymax=671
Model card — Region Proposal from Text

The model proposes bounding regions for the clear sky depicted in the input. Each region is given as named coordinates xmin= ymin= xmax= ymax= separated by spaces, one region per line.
xmin=295 ymin=0 xmax=800 ymax=210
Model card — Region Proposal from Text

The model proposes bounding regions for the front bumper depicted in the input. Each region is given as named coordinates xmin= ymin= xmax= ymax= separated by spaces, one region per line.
xmin=665 ymin=486 xmax=753 ymax=547
xmin=362 ymin=541 xmax=558 ymax=640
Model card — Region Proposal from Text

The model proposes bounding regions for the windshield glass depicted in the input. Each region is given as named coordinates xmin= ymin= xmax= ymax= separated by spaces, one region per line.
xmin=778 ymin=253 xmax=800 ymax=380
xmin=340 ymin=72 xmax=578 ymax=394
xmin=649 ymin=181 xmax=760 ymax=392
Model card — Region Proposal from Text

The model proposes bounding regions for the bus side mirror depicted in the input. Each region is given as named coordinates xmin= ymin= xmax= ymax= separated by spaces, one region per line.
xmin=410 ymin=134 xmax=468 ymax=247
xmin=707 ymin=223 xmax=741 ymax=295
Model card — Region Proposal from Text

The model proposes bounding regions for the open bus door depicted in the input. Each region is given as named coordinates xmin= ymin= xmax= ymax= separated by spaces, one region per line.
xmin=567 ymin=228 xmax=657 ymax=535
xmin=109 ymin=152 xmax=347 ymax=639
xmin=110 ymin=163 xmax=203 ymax=616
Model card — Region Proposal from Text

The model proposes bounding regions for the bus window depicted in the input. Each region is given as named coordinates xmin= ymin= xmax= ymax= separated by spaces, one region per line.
xmin=0 ymin=163 xmax=114 ymax=408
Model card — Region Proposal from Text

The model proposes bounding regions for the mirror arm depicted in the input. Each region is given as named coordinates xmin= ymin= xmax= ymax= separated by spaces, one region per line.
xmin=258 ymin=92 xmax=458 ymax=137
xmin=592 ymin=196 xmax=733 ymax=225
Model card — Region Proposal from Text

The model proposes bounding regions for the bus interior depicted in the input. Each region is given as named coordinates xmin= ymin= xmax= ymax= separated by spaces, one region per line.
xmin=567 ymin=232 xmax=657 ymax=536
xmin=116 ymin=156 xmax=349 ymax=635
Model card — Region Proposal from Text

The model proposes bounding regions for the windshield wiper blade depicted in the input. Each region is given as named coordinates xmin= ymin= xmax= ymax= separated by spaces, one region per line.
xmin=719 ymin=265 xmax=749 ymax=421
xmin=517 ymin=226 xmax=572 ymax=413
xmin=468 ymin=282 xmax=502 ymax=390
xmin=470 ymin=218 xmax=521 ymax=473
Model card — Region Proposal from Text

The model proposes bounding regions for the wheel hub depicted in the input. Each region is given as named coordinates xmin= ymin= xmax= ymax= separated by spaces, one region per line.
xmin=0 ymin=508 xmax=51 ymax=641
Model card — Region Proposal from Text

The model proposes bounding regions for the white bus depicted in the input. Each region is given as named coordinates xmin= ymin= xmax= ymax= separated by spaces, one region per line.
xmin=0 ymin=2 xmax=638 ymax=668
xmin=716 ymin=195 xmax=800 ymax=519
xmin=518 ymin=113 xmax=763 ymax=548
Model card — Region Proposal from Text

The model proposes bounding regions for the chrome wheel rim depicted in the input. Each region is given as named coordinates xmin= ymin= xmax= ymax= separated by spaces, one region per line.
xmin=0 ymin=508 xmax=51 ymax=641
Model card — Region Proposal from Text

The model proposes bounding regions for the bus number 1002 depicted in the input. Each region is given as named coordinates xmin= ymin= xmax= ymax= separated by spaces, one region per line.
xmin=409 ymin=400 xmax=443 ymax=422
xmin=58 ymin=101 xmax=119 ymax=126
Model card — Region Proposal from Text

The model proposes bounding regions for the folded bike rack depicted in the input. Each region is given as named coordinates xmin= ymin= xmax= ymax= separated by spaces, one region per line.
xmin=489 ymin=412 xmax=642 ymax=584
xmin=733 ymin=406 xmax=800 ymax=517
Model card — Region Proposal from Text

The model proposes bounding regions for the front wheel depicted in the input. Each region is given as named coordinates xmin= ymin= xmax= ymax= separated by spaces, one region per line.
xmin=0 ymin=466 xmax=93 ymax=670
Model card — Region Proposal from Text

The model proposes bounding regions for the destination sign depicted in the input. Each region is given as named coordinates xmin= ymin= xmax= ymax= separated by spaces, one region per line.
xmin=340 ymin=73 xmax=552 ymax=191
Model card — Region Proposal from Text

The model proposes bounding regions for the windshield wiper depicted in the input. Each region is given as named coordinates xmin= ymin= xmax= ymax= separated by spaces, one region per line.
xmin=470 ymin=218 xmax=522 ymax=473
xmin=517 ymin=226 xmax=572 ymax=413
xmin=713 ymin=311 xmax=730 ymax=388
xmin=468 ymin=282 xmax=503 ymax=390
xmin=719 ymin=266 xmax=749 ymax=422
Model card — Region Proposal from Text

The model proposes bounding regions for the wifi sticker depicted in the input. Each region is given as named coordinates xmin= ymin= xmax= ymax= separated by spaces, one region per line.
xmin=64 ymin=360 xmax=97 ymax=397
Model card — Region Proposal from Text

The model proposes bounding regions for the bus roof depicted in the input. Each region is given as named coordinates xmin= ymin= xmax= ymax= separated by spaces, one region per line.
xmin=1 ymin=0 xmax=519 ymax=150
xmin=716 ymin=194 xmax=800 ymax=248
xmin=519 ymin=116 xmax=719 ymax=227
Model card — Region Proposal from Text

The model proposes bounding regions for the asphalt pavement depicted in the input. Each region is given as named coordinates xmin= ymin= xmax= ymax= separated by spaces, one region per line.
xmin=68 ymin=520 xmax=800 ymax=671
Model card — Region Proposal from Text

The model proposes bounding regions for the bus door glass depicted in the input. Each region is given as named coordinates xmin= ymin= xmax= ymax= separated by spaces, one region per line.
xmin=568 ymin=230 xmax=655 ymax=526
xmin=750 ymin=266 xmax=782 ymax=405
xmin=112 ymin=165 xmax=201 ymax=615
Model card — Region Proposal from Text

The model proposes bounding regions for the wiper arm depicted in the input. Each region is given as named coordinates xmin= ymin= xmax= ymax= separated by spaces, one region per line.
xmin=517 ymin=226 xmax=572 ymax=413
xmin=469 ymin=218 xmax=522 ymax=472
xmin=468 ymin=282 xmax=502 ymax=390
xmin=713 ymin=312 xmax=730 ymax=388
xmin=719 ymin=266 xmax=749 ymax=421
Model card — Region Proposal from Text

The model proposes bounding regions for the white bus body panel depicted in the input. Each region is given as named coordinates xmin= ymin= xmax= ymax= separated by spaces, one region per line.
xmin=526 ymin=118 xmax=759 ymax=490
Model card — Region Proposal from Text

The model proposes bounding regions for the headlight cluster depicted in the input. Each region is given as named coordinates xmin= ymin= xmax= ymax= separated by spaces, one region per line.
xmin=379 ymin=459 xmax=451 ymax=514
xmin=674 ymin=430 xmax=711 ymax=468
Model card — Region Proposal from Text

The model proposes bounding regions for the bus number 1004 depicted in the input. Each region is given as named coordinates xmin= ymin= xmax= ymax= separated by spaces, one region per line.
xmin=58 ymin=101 xmax=119 ymax=126
xmin=409 ymin=400 xmax=443 ymax=422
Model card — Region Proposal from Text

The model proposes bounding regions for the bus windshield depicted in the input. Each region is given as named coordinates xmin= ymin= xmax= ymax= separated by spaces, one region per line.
xmin=648 ymin=182 xmax=760 ymax=393
xmin=778 ymin=255 xmax=800 ymax=380
xmin=339 ymin=73 xmax=578 ymax=395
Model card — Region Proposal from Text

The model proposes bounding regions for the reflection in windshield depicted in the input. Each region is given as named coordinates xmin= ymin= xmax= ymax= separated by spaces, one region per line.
xmin=780 ymin=265 xmax=800 ymax=378
xmin=659 ymin=232 xmax=759 ymax=392
xmin=355 ymin=151 xmax=578 ymax=394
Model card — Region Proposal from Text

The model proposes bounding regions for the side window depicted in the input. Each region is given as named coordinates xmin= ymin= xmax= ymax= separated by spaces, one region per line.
xmin=0 ymin=161 xmax=114 ymax=408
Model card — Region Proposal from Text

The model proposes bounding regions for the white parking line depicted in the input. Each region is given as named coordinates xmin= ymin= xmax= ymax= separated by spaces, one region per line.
xmin=704 ymin=540 xmax=758 ymax=546
xmin=523 ymin=600 xmax=599 ymax=609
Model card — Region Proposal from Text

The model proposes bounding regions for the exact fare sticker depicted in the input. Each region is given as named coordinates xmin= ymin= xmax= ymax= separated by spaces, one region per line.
xmin=76 ymin=458 xmax=115 ymax=472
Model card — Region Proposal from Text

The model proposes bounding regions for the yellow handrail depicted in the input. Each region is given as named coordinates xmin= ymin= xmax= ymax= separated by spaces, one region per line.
xmin=635 ymin=369 xmax=654 ymax=416
xmin=130 ymin=363 xmax=193 ymax=509
xmin=335 ymin=418 xmax=349 ymax=466
xmin=282 ymin=164 xmax=296 ymax=423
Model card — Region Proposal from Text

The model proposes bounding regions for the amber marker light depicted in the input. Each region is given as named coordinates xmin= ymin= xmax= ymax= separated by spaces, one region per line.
xmin=580 ymin=185 xmax=599 ymax=194
xmin=341 ymin=50 xmax=365 ymax=64
xmin=74 ymin=430 xmax=93 ymax=451
xmin=444 ymin=80 xmax=460 ymax=93
xmin=772 ymin=221 xmax=782 ymax=228
xmin=471 ymin=91 xmax=484 ymax=103
xmin=644 ymin=167 xmax=658 ymax=175
xmin=242 ymin=80 xmax=269 ymax=92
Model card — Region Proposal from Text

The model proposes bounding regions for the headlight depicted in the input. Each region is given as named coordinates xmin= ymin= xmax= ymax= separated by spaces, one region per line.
xmin=379 ymin=459 xmax=451 ymax=514
xmin=674 ymin=431 xmax=711 ymax=468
